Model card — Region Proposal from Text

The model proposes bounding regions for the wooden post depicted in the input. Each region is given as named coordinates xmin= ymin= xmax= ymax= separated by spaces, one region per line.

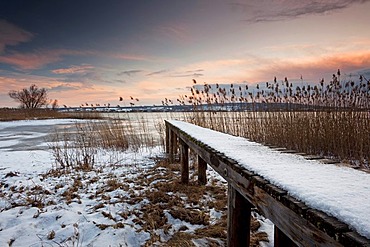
xmin=165 ymin=123 xmax=170 ymax=154
xmin=168 ymin=129 xmax=176 ymax=163
xmin=180 ymin=139 xmax=189 ymax=184
xmin=274 ymin=226 xmax=297 ymax=247
xmin=172 ymin=130 xmax=178 ymax=160
xmin=227 ymin=185 xmax=252 ymax=247
xmin=198 ymin=155 xmax=207 ymax=185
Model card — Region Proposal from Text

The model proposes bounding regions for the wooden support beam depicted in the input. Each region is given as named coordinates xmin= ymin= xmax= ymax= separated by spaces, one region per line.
xmin=227 ymin=184 xmax=252 ymax=247
xmin=168 ymin=129 xmax=177 ymax=162
xmin=172 ymin=130 xmax=178 ymax=160
xmin=274 ymin=226 xmax=298 ymax=247
xmin=180 ymin=139 xmax=189 ymax=184
xmin=165 ymin=123 xmax=170 ymax=154
xmin=198 ymin=155 xmax=207 ymax=185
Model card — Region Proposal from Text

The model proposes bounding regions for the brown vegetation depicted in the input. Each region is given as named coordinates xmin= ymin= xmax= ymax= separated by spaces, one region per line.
xmin=173 ymin=72 xmax=369 ymax=168
xmin=0 ymin=108 xmax=102 ymax=121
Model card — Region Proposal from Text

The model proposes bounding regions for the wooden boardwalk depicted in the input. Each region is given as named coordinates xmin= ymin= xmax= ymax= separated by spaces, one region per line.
xmin=165 ymin=120 xmax=370 ymax=247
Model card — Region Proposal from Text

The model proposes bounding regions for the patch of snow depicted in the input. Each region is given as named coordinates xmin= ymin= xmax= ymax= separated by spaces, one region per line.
xmin=164 ymin=210 xmax=203 ymax=233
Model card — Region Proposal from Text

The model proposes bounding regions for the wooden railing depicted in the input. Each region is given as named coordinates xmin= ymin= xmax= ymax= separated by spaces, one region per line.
xmin=165 ymin=120 xmax=370 ymax=247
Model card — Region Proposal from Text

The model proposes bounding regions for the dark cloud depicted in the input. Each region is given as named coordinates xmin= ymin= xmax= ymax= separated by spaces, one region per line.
xmin=234 ymin=0 xmax=370 ymax=23
xmin=0 ymin=20 xmax=33 ymax=53
xmin=185 ymin=69 xmax=204 ymax=73
xmin=114 ymin=79 xmax=127 ymax=84
xmin=49 ymin=84 xmax=81 ymax=92
xmin=118 ymin=69 xmax=143 ymax=76
xmin=169 ymin=69 xmax=204 ymax=78
xmin=171 ymin=73 xmax=203 ymax=78
xmin=146 ymin=69 xmax=168 ymax=76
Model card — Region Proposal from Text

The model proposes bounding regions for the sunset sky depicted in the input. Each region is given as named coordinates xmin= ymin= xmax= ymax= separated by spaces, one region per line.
xmin=1 ymin=0 xmax=370 ymax=107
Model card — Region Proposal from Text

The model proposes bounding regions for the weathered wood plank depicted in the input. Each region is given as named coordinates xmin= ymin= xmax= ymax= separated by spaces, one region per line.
xmin=280 ymin=195 xmax=308 ymax=218
xmin=227 ymin=184 xmax=252 ymax=247
xmin=306 ymin=209 xmax=349 ymax=241
xmin=339 ymin=231 xmax=370 ymax=247
xmin=274 ymin=227 xmax=298 ymax=247
xmin=234 ymin=183 xmax=343 ymax=247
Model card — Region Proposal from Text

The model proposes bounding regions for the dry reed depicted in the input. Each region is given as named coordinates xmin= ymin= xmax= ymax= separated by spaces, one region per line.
xmin=172 ymin=72 xmax=369 ymax=168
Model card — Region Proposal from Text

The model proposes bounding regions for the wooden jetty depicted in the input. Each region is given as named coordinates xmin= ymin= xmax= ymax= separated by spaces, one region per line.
xmin=165 ymin=120 xmax=370 ymax=247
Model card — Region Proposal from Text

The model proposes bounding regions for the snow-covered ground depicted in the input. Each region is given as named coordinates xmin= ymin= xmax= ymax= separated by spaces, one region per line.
xmin=169 ymin=120 xmax=370 ymax=240
xmin=0 ymin=119 xmax=160 ymax=246
xmin=1 ymin=118 xmax=273 ymax=246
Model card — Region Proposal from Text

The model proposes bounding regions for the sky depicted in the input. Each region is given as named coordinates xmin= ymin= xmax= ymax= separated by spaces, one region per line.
xmin=1 ymin=0 xmax=370 ymax=108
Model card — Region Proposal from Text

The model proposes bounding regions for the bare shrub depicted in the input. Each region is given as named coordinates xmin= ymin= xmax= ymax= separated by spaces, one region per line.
xmin=49 ymin=123 xmax=98 ymax=172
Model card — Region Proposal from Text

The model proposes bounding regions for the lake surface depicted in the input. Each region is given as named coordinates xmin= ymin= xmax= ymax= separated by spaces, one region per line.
xmin=0 ymin=112 xmax=189 ymax=152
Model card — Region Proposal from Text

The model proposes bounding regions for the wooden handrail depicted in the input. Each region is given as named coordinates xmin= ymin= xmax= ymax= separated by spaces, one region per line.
xmin=165 ymin=120 xmax=370 ymax=247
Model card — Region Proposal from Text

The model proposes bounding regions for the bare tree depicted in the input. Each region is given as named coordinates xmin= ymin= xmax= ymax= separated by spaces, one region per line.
xmin=9 ymin=84 xmax=49 ymax=109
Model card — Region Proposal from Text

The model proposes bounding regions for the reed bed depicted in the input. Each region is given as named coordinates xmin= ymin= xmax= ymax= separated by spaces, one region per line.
xmin=0 ymin=108 xmax=63 ymax=121
xmin=0 ymin=108 xmax=102 ymax=121
xmin=173 ymin=72 xmax=369 ymax=168
xmin=49 ymin=115 xmax=159 ymax=172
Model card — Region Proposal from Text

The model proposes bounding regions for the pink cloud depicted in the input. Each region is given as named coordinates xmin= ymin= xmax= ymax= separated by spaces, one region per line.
xmin=0 ymin=49 xmax=85 ymax=70
xmin=249 ymin=51 xmax=370 ymax=82
xmin=0 ymin=20 xmax=33 ymax=53
xmin=52 ymin=65 xmax=94 ymax=74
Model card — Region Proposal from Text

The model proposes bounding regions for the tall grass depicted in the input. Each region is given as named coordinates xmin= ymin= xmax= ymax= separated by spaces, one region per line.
xmin=49 ymin=116 xmax=158 ymax=172
xmin=173 ymin=73 xmax=369 ymax=168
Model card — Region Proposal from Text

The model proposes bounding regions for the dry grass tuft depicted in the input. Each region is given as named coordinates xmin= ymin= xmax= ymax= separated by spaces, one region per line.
xmin=195 ymin=219 xmax=227 ymax=239
xmin=169 ymin=207 xmax=210 ymax=225
xmin=165 ymin=232 xmax=196 ymax=246
xmin=140 ymin=204 xmax=168 ymax=231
